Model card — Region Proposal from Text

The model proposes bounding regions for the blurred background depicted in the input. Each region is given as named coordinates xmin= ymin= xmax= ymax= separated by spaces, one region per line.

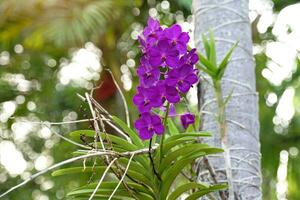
xmin=0 ymin=0 xmax=300 ymax=199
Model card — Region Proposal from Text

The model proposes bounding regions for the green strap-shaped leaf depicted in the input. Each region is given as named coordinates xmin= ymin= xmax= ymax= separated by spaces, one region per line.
xmin=168 ymin=183 xmax=227 ymax=200
xmin=202 ymin=33 xmax=211 ymax=60
xmin=68 ymin=129 xmax=149 ymax=170
xmin=118 ymin=157 xmax=152 ymax=181
xmin=69 ymin=129 xmax=95 ymax=138
xmin=111 ymin=115 xmax=144 ymax=147
xmin=68 ymin=182 xmax=154 ymax=199
xmin=185 ymin=124 xmax=194 ymax=132
xmin=159 ymin=154 xmax=203 ymax=200
xmin=72 ymin=193 xmax=124 ymax=200
xmin=51 ymin=166 xmax=103 ymax=176
xmin=209 ymin=30 xmax=217 ymax=67
xmin=68 ymin=188 xmax=152 ymax=200
xmin=217 ymin=41 xmax=238 ymax=79
xmin=159 ymin=144 xmax=223 ymax=173
xmin=167 ymin=182 xmax=209 ymax=200
xmin=198 ymin=53 xmax=218 ymax=74
xmin=185 ymin=184 xmax=228 ymax=200
xmin=195 ymin=115 xmax=201 ymax=131
xmin=167 ymin=118 xmax=179 ymax=136
xmin=51 ymin=166 xmax=154 ymax=190
xmin=197 ymin=63 xmax=216 ymax=78
xmin=69 ymin=129 xmax=139 ymax=150
xmin=163 ymin=138 xmax=197 ymax=154
xmin=74 ymin=197 xmax=122 ymax=200
xmin=164 ymin=132 xmax=211 ymax=144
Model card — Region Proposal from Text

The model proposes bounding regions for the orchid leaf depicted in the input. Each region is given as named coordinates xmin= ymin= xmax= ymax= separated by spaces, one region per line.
xmin=111 ymin=115 xmax=144 ymax=147
xmin=217 ymin=41 xmax=238 ymax=79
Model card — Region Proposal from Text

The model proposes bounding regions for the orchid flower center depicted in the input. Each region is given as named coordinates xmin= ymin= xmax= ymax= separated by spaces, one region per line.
xmin=149 ymin=32 xmax=156 ymax=37
xmin=146 ymin=72 xmax=152 ymax=78
xmin=148 ymin=125 xmax=154 ymax=131
xmin=144 ymin=99 xmax=150 ymax=106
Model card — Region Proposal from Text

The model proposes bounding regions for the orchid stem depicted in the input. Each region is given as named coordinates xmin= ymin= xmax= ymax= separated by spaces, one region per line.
xmin=159 ymin=102 xmax=170 ymax=164
xmin=213 ymin=79 xmax=234 ymax=200
xmin=149 ymin=138 xmax=161 ymax=181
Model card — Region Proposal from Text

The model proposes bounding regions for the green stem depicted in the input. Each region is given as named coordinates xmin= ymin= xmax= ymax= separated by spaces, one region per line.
xmin=159 ymin=102 xmax=170 ymax=164
xmin=213 ymin=80 xmax=226 ymax=139
xmin=213 ymin=80 xmax=234 ymax=200
xmin=149 ymin=138 xmax=161 ymax=181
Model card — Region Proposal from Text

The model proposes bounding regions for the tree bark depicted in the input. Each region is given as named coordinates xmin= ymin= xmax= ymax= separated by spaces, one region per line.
xmin=192 ymin=0 xmax=262 ymax=199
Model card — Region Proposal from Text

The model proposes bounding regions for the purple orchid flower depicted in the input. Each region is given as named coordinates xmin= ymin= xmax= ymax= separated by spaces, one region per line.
xmin=134 ymin=17 xmax=199 ymax=140
xmin=164 ymin=85 xmax=181 ymax=103
xmin=134 ymin=112 xmax=164 ymax=140
xmin=137 ymin=66 xmax=160 ymax=87
xmin=166 ymin=64 xmax=198 ymax=93
xmin=180 ymin=113 xmax=195 ymax=129
xmin=154 ymin=81 xmax=181 ymax=104
xmin=143 ymin=17 xmax=162 ymax=45
xmin=164 ymin=24 xmax=190 ymax=53
xmin=179 ymin=48 xmax=199 ymax=66
xmin=137 ymin=56 xmax=160 ymax=87
xmin=148 ymin=40 xmax=179 ymax=68
xmin=133 ymin=86 xmax=163 ymax=113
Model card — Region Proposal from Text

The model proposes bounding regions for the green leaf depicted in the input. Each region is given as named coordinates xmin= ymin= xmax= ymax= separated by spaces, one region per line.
xmin=196 ymin=63 xmax=216 ymax=77
xmin=162 ymin=138 xmax=197 ymax=154
xmin=51 ymin=166 xmax=103 ymax=176
xmin=185 ymin=124 xmax=194 ymax=133
xmin=72 ymin=193 xmax=125 ymax=200
xmin=162 ymin=132 xmax=211 ymax=154
xmin=159 ymin=149 xmax=206 ymax=174
xmin=195 ymin=115 xmax=201 ymax=131
xmin=111 ymin=115 xmax=144 ymax=147
xmin=69 ymin=129 xmax=95 ymax=138
xmin=51 ymin=166 xmax=154 ymax=188
xmin=185 ymin=184 xmax=228 ymax=200
xmin=118 ymin=157 xmax=153 ymax=181
xmin=160 ymin=154 xmax=205 ymax=200
xmin=68 ymin=182 xmax=154 ymax=199
xmin=198 ymin=53 xmax=218 ymax=73
xmin=202 ymin=33 xmax=210 ymax=60
xmin=159 ymin=143 xmax=223 ymax=173
xmin=209 ymin=30 xmax=217 ymax=67
xmin=68 ymin=188 xmax=152 ymax=200
xmin=217 ymin=41 xmax=238 ymax=79
xmin=167 ymin=182 xmax=209 ymax=200
xmin=167 ymin=118 xmax=179 ymax=136
xmin=164 ymin=132 xmax=211 ymax=144
xmin=69 ymin=129 xmax=139 ymax=151
xmin=73 ymin=197 xmax=122 ymax=200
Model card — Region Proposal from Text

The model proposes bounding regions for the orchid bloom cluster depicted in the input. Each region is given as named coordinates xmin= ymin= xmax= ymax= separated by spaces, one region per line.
xmin=133 ymin=17 xmax=199 ymax=140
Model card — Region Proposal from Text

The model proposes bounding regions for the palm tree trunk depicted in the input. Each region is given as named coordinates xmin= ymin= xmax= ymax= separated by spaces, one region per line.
xmin=192 ymin=0 xmax=262 ymax=199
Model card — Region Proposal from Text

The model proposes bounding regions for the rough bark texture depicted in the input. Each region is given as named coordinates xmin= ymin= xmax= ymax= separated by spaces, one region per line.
xmin=192 ymin=0 xmax=262 ymax=199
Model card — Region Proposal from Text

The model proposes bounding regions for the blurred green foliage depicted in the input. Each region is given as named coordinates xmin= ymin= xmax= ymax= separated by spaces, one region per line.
xmin=0 ymin=0 xmax=300 ymax=199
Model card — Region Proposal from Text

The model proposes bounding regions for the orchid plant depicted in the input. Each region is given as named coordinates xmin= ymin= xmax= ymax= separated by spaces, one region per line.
xmin=0 ymin=17 xmax=237 ymax=200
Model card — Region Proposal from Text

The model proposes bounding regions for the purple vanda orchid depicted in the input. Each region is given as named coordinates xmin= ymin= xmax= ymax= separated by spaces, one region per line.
xmin=148 ymin=40 xmax=179 ymax=68
xmin=180 ymin=113 xmax=196 ymax=129
xmin=166 ymin=64 xmax=198 ymax=93
xmin=164 ymin=24 xmax=190 ymax=53
xmin=133 ymin=86 xmax=163 ymax=113
xmin=134 ymin=17 xmax=199 ymax=140
xmin=134 ymin=113 xmax=164 ymax=140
